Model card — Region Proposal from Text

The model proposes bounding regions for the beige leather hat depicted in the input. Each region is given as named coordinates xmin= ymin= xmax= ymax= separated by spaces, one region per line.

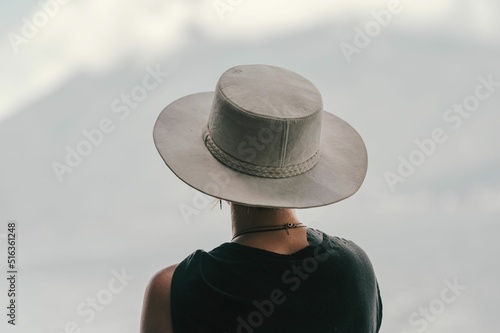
xmin=153 ymin=64 xmax=367 ymax=208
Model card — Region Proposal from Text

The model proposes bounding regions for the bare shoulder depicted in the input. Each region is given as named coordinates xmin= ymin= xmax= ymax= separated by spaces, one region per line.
xmin=140 ymin=264 xmax=178 ymax=333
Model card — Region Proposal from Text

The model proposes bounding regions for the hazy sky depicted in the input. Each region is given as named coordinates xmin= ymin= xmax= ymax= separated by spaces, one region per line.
xmin=1 ymin=1 xmax=499 ymax=332
xmin=1 ymin=0 xmax=499 ymax=122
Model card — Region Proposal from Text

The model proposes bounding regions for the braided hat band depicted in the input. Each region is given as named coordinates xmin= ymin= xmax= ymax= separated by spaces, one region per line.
xmin=203 ymin=128 xmax=321 ymax=178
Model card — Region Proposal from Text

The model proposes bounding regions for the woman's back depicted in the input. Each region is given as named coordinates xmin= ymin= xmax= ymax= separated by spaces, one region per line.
xmin=170 ymin=228 xmax=382 ymax=333
xmin=145 ymin=64 xmax=382 ymax=333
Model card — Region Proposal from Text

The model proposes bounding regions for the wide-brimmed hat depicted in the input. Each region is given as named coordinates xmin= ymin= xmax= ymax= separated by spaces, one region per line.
xmin=153 ymin=64 xmax=367 ymax=208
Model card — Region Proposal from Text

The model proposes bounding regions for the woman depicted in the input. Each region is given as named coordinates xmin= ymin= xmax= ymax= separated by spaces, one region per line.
xmin=141 ymin=64 xmax=382 ymax=332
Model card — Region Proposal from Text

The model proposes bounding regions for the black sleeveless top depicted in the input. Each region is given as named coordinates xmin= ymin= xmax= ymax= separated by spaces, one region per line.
xmin=171 ymin=228 xmax=382 ymax=332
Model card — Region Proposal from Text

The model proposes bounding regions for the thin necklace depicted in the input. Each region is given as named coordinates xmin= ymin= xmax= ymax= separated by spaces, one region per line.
xmin=232 ymin=222 xmax=306 ymax=241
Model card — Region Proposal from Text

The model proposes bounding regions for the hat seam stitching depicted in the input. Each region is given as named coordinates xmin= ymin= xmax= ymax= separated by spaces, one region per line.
xmin=279 ymin=122 xmax=289 ymax=168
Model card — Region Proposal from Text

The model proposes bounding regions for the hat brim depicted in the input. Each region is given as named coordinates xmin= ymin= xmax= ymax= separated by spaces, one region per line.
xmin=153 ymin=92 xmax=367 ymax=208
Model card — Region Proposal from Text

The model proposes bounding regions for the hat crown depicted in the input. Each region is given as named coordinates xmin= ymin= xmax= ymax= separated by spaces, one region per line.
xmin=204 ymin=65 xmax=323 ymax=178
xmin=217 ymin=65 xmax=323 ymax=119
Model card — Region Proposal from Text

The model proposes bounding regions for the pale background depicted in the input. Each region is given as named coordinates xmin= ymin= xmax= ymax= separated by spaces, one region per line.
xmin=0 ymin=0 xmax=499 ymax=332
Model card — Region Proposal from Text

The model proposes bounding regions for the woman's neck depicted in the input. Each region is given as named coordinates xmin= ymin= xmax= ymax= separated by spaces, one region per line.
xmin=230 ymin=203 xmax=309 ymax=254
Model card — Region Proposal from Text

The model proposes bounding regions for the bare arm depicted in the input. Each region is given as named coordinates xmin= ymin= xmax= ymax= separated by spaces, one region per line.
xmin=140 ymin=264 xmax=178 ymax=333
